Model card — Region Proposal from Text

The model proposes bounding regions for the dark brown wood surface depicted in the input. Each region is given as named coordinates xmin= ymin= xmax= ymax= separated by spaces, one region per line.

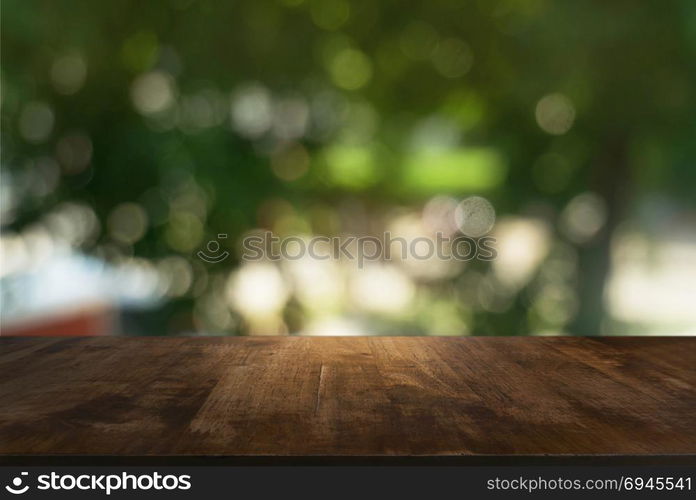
xmin=1 ymin=336 xmax=695 ymax=460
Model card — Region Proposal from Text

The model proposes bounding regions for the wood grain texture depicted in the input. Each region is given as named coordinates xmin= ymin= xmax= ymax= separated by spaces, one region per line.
xmin=0 ymin=337 xmax=695 ymax=458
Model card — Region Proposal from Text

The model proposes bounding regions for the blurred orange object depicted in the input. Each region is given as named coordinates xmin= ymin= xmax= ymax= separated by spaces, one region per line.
xmin=0 ymin=304 xmax=115 ymax=336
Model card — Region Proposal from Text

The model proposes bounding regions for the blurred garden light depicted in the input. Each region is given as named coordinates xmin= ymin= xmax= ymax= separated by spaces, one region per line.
xmin=387 ymin=212 xmax=462 ymax=281
xmin=50 ymin=53 xmax=88 ymax=95
xmin=230 ymin=83 xmax=273 ymax=138
xmin=226 ymin=262 xmax=289 ymax=322
xmin=455 ymin=196 xmax=496 ymax=238
xmin=107 ymin=202 xmax=149 ymax=246
xmin=608 ymin=227 xmax=696 ymax=333
xmin=349 ymin=264 xmax=415 ymax=315
xmin=492 ymin=217 xmax=551 ymax=290
xmin=272 ymin=96 xmax=309 ymax=140
xmin=282 ymin=244 xmax=345 ymax=312
xmin=561 ymin=192 xmax=608 ymax=244
xmin=301 ymin=316 xmax=363 ymax=336
xmin=401 ymin=148 xmax=507 ymax=194
xmin=131 ymin=71 xmax=176 ymax=115
xmin=19 ymin=102 xmax=54 ymax=143
xmin=535 ymin=93 xmax=575 ymax=135
xmin=178 ymin=89 xmax=227 ymax=131
xmin=327 ymin=47 xmax=373 ymax=90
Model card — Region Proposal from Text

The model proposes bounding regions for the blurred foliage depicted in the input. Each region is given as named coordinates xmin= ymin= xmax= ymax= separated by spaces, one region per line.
xmin=2 ymin=0 xmax=695 ymax=335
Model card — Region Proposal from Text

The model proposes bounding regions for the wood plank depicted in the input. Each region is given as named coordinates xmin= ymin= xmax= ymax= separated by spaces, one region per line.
xmin=0 ymin=337 xmax=694 ymax=458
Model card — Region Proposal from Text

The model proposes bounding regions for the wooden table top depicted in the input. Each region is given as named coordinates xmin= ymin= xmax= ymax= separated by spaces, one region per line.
xmin=1 ymin=336 xmax=695 ymax=463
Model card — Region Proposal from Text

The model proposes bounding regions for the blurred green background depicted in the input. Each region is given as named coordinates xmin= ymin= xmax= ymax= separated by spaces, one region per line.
xmin=2 ymin=0 xmax=696 ymax=336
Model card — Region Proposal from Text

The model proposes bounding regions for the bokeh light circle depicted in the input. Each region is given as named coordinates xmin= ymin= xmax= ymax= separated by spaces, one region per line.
xmin=454 ymin=196 xmax=496 ymax=237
